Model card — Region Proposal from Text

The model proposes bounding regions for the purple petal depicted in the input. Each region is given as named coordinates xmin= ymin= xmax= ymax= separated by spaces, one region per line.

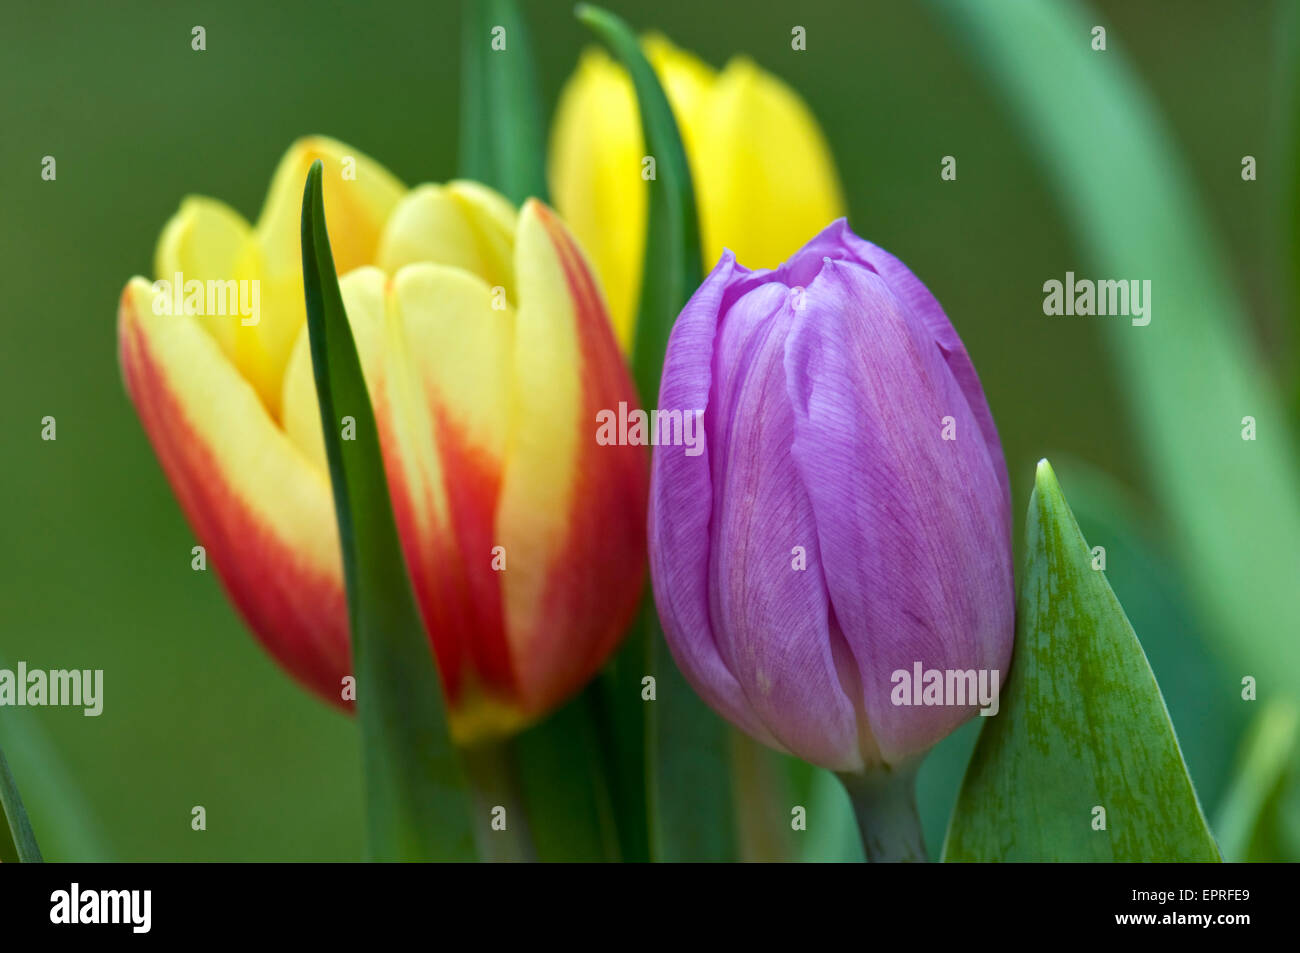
xmin=649 ymin=251 xmax=783 ymax=751
xmin=785 ymin=260 xmax=1015 ymax=763
xmin=785 ymin=220 xmax=1010 ymax=529
xmin=706 ymin=280 xmax=865 ymax=771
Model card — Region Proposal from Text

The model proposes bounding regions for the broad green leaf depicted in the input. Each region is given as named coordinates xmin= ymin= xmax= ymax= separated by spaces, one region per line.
xmin=300 ymin=161 xmax=476 ymax=862
xmin=943 ymin=460 xmax=1220 ymax=861
xmin=1214 ymin=700 xmax=1300 ymax=862
xmin=458 ymin=0 xmax=548 ymax=205
xmin=577 ymin=4 xmax=734 ymax=862
xmin=1061 ymin=460 xmax=1248 ymax=814
xmin=0 ymin=740 xmax=41 ymax=862
xmin=930 ymin=0 xmax=1300 ymax=697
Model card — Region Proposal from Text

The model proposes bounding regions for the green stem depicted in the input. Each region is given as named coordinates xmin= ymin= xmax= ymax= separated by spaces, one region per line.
xmin=461 ymin=740 xmax=537 ymax=863
xmin=837 ymin=763 xmax=927 ymax=863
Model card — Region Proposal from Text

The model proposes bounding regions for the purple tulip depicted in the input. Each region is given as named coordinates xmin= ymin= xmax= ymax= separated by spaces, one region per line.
xmin=648 ymin=219 xmax=1014 ymax=774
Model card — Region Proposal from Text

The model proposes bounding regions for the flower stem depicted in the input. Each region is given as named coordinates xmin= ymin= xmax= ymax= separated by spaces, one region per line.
xmin=461 ymin=739 xmax=537 ymax=863
xmin=837 ymin=762 xmax=928 ymax=862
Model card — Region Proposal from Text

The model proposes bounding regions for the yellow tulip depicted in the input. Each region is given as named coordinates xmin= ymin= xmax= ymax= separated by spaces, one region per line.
xmin=119 ymin=137 xmax=648 ymax=743
xmin=549 ymin=34 xmax=846 ymax=351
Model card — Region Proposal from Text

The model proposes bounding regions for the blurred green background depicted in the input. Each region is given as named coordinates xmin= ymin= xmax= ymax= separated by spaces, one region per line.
xmin=0 ymin=0 xmax=1291 ymax=859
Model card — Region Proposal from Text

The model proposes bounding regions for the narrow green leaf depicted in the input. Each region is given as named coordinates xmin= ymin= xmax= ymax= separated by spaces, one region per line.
xmin=1214 ymin=700 xmax=1300 ymax=861
xmin=458 ymin=0 xmax=548 ymax=205
xmin=575 ymin=2 xmax=703 ymax=400
xmin=576 ymin=4 xmax=733 ymax=862
xmin=0 ymin=741 xmax=41 ymax=862
xmin=512 ymin=694 xmax=622 ymax=862
xmin=300 ymin=160 xmax=476 ymax=862
xmin=943 ymin=460 xmax=1220 ymax=862
xmin=930 ymin=0 xmax=1300 ymax=697
xmin=0 ymin=700 xmax=109 ymax=861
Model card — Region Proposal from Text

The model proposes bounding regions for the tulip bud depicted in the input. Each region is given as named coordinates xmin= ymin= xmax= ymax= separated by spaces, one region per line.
xmin=119 ymin=138 xmax=647 ymax=743
xmin=648 ymin=220 xmax=1014 ymax=774
xmin=549 ymin=34 xmax=845 ymax=352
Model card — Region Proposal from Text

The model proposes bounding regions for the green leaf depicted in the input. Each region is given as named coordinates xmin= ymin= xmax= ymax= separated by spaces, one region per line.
xmin=1214 ymin=700 xmax=1300 ymax=862
xmin=300 ymin=160 xmax=476 ymax=862
xmin=512 ymin=693 xmax=622 ymax=862
xmin=0 ymin=701 xmax=109 ymax=861
xmin=943 ymin=460 xmax=1220 ymax=862
xmin=575 ymin=2 xmax=703 ymax=401
xmin=930 ymin=0 xmax=1300 ymax=698
xmin=1061 ymin=460 xmax=1249 ymax=815
xmin=458 ymin=0 xmax=548 ymax=205
xmin=0 ymin=740 xmax=41 ymax=862
xmin=576 ymin=4 xmax=733 ymax=862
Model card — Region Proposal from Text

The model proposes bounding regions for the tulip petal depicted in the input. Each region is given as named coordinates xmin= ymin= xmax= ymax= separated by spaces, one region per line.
xmin=117 ymin=277 xmax=349 ymax=706
xmin=376 ymin=183 xmax=517 ymax=301
xmin=499 ymin=201 xmax=647 ymax=714
xmin=691 ymin=59 xmax=845 ymax=275
xmin=237 ymin=137 xmax=405 ymax=416
xmin=548 ymin=47 xmax=647 ymax=351
xmin=784 ymin=261 xmax=1015 ymax=763
xmin=705 ymin=280 xmax=867 ymax=771
xmin=281 ymin=267 xmax=392 ymax=475
xmin=650 ymin=253 xmax=788 ymax=753
xmin=381 ymin=262 xmax=517 ymax=727
xmin=791 ymin=219 xmax=1011 ymax=518
xmin=154 ymin=196 xmax=254 ymax=360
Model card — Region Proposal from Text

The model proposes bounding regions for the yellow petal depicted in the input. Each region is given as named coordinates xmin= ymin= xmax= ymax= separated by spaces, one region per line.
xmin=280 ymin=266 xmax=392 ymax=474
xmin=548 ymin=46 xmax=646 ymax=351
xmin=496 ymin=201 xmax=646 ymax=714
xmin=691 ymin=57 xmax=845 ymax=271
xmin=642 ymin=33 xmax=716 ymax=157
xmin=375 ymin=182 xmax=516 ymax=299
xmin=117 ymin=276 xmax=349 ymax=705
xmin=237 ymin=137 xmax=406 ymax=417
xmin=381 ymin=263 xmax=518 ymax=731
xmin=153 ymin=197 xmax=253 ymax=359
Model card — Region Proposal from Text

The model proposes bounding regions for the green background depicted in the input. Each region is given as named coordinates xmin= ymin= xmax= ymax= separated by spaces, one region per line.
xmin=0 ymin=0 xmax=1286 ymax=859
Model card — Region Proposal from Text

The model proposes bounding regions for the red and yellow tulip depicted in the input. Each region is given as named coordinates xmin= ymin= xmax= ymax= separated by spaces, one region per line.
xmin=118 ymin=137 xmax=648 ymax=742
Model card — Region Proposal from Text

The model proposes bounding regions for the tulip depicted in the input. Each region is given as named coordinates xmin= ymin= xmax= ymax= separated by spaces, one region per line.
xmin=648 ymin=219 xmax=1014 ymax=779
xmin=119 ymin=137 xmax=648 ymax=743
xmin=549 ymin=34 xmax=845 ymax=352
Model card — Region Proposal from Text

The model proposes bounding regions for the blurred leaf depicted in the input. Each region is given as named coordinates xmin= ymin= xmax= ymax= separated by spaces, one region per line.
xmin=300 ymin=161 xmax=476 ymax=862
xmin=458 ymin=0 xmax=548 ymax=205
xmin=513 ymin=694 xmax=621 ymax=861
xmin=944 ymin=460 xmax=1220 ymax=861
xmin=931 ymin=0 xmax=1300 ymax=696
xmin=576 ymin=3 xmax=733 ymax=862
xmin=1214 ymin=700 xmax=1300 ymax=861
xmin=799 ymin=763 xmax=865 ymax=863
xmin=0 ymin=702 xmax=109 ymax=861
xmin=1061 ymin=460 xmax=1248 ymax=814
xmin=0 ymin=739 xmax=41 ymax=862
